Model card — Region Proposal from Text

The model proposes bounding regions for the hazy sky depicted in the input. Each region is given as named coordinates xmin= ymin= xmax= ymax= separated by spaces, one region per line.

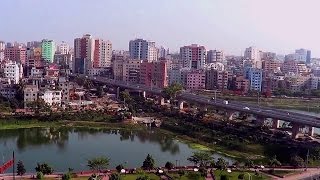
xmin=1 ymin=0 xmax=320 ymax=56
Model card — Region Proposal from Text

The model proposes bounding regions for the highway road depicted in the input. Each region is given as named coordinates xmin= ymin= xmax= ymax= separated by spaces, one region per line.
xmin=75 ymin=75 xmax=320 ymax=128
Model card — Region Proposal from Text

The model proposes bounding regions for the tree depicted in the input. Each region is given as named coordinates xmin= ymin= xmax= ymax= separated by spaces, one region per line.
xmin=216 ymin=158 xmax=228 ymax=170
xmin=162 ymin=83 xmax=183 ymax=103
xmin=17 ymin=160 xmax=26 ymax=176
xmin=116 ymin=164 xmax=125 ymax=173
xmin=165 ymin=161 xmax=174 ymax=170
xmin=97 ymin=86 xmax=103 ymax=98
xmin=187 ymin=151 xmax=214 ymax=167
xmin=120 ymin=91 xmax=133 ymax=106
xmin=141 ymin=154 xmax=155 ymax=170
xmin=35 ymin=163 xmax=54 ymax=175
xmin=269 ymin=155 xmax=281 ymax=168
xmin=244 ymin=158 xmax=254 ymax=168
xmin=87 ymin=157 xmax=110 ymax=173
xmin=109 ymin=173 xmax=121 ymax=180
xmin=62 ymin=172 xmax=71 ymax=180
xmin=290 ymin=155 xmax=304 ymax=168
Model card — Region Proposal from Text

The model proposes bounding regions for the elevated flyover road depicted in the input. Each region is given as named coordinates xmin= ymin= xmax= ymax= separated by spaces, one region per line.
xmin=73 ymin=75 xmax=320 ymax=128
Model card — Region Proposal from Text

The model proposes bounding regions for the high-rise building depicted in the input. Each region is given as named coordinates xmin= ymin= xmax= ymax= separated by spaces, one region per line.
xmin=205 ymin=69 xmax=230 ymax=90
xmin=4 ymin=60 xmax=23 ymax=84
xmin=140 ymin=60 xmax=168 ymax=88
xmin=244 ymin=47 xmax=261 ymax=69
xmin=246 ymin=68 xmax=263 ymax=92
xmin=27 ymin=41 xmax=41 ymax=48
xmin=57 ymin=41 xmax=70 ymax=55
xmin=207 ymin=50 xmax=224 ymax=63
xmin=93 ymin=39 xmax=112 ymax=68
xmin=41 ymin=39 xmax=55 ymax=63
xmin=0 ymin=41 xmax=5 ymax=61
xmin=180 ymin=44 xmax=206 ymax=69
xmin=74 ymin=34 xmax=95 ymax=74
xmin=295 ymin=48 xmax=308 ymax=62
xmin=158 ymin=46 xmax=168 ymax=59
xmin=186 ymin=69 xmax=206 ymax=89
xmin=4 ymin=46 xmax=27 ymax=64
xmin=306 ymin=50 xmax=311 ymax=64
xmin=129 ymin=39 xmax=158 ymax=62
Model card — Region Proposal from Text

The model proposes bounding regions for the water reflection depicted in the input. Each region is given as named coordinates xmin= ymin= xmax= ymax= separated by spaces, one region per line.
xmin=0 ymin=128 xmax=180 ymax=155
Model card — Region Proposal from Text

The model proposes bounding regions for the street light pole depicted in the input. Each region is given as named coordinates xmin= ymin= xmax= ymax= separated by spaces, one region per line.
xmin=214 ymin=89 xmax=217 ymax=103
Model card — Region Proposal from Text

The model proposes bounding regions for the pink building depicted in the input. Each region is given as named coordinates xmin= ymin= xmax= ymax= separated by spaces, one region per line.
xmin=4 ymin=46 xmax=26 ymax=65
xmin=140 ymin=60 xmax=168 ymax=88
xmin=186 ymin=69 xmax=205 ymax=89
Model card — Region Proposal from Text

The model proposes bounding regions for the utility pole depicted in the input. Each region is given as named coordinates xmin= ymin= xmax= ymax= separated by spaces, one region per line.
xmin=306 ymin=149 xmax=309 ymax=170
xmin=214 ymin=89 xmax=217 ymax=103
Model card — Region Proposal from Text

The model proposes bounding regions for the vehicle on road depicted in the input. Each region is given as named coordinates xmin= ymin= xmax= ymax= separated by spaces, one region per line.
xmin=243 ymin=107 xmax=250 ymax=110
xmin=211 ymin=97 xmax=215 ymax=100
xmin=223 ymin=100 xmax=229 ymax=105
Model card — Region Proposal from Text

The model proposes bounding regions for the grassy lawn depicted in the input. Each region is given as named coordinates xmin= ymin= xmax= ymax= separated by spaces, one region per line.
xmin=121 ymin=173 xmax=160 ymax=180
xmin=214 ymin=170 xmax=270 ymax=180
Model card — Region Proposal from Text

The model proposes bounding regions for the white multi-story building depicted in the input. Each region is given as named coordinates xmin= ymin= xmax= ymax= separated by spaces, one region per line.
xmin=39 ymin=90 xmax=62 ymax=107
xmin=129 ymin=39 xmax=158 ymax=62
xmin=205 ymin=62 xmax=225 ymax=71
xmin=57 ymin=41 xmax=70 ymax=54
xmin=180 ymin=44 xmax=206 ymax=69
xmin=94 ymin=39 xmax=112 ymax=68
xmin=4 ymin=61 xmax=22 ymax=84
xmin=244 ymin=47 xmax=261 ymax=69
xmin=0 ymin=41 xmax=5 ymax=61
xmin=207 ymin=50 xmax=225 ymax=63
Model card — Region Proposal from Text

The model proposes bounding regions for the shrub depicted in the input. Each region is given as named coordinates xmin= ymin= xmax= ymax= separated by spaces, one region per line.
xmin=36 ymin=172 xmax=44 ymax=180
xmin=238 ymin=174 xmax=244 ymax=179
xmin=62 ymin=173 xmax=71 ymax=180
xmin=220 ymin=174 xmax=229 ymax=180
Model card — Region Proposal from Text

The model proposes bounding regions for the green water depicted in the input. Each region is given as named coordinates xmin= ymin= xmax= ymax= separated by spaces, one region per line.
xmin=0 ymin=127 xmax=233 ymax=173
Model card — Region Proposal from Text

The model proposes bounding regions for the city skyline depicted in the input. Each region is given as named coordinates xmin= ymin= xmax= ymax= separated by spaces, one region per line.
xmin=1 ymin=0 xmax=320 ymax=56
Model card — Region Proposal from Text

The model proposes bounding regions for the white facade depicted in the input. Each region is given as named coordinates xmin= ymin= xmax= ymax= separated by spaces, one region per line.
xmin=207 ymin=50 xmax=225 ymax=63
xmin=4 ymin=61 xmax=21 ymax=84
xmin=244 ymin=47 xmax=261 ymax=69
xmin=205 ymin=62 xmax=225 ymax=71
xmin=129 ymin=39 xmax=158 ymax=62
xmin=0 ymin=41 xmax=5 ymax=61
xmin=39 ymin=90 xmax=62 ymax=106
xmin=57 ymin=41 xmax=70 ymax=54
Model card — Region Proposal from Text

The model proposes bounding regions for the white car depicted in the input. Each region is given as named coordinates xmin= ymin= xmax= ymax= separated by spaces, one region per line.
xmin=243 ymin=107 xmax=250 ymax=110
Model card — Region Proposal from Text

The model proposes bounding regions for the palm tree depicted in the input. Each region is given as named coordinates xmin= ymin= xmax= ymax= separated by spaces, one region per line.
xmin=162 ymin=83 xmax=183 ymax=106
xmin=87 ymin=156 xmax=110 ymax=173
xmin=269 ymin=155 xmax=281 ymax=169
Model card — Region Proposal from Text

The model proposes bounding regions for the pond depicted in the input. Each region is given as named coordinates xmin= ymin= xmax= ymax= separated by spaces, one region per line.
xmin=0 ymin=127 xmax=233 ymax=172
